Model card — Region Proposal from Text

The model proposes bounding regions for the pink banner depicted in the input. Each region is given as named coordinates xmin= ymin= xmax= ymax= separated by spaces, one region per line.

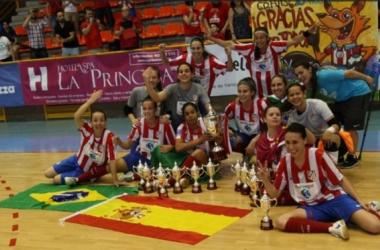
xmin=19 ymin=49 xmax=181 ymax=106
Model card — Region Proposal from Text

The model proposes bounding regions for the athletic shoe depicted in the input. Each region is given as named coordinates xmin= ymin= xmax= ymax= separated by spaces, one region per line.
xmin=329 ymin=219 xmax=350 ymax=240
xmin=337 ymin=156 xmax=345 ymax=166
xmin=64 ymin=177 xmax=78 ymax=186
xmin=180 ymin=178 xmax=190 ymax=189
xmin=370 ymin=201 xmax=380 ymax=212
xmin=117 ymin=172 xmax=134 ymax=182
xmin=341 ymin=154 xmax=358 ymax=169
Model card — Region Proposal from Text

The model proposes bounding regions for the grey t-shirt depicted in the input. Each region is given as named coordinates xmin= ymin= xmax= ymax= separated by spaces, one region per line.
xmin=164 ymin=82 xmax=210 ymax=131
xmin=127 ymin=86 xmax=164 ymax=118
xmin=288 ymin=99 xmax=334 ymax=139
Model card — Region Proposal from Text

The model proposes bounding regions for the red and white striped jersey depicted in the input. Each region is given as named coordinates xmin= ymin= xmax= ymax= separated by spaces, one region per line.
xmin=224 ymin=98 xmax=267 ymax=136
xmin=324 ymin=43 xmax=362 ymax=66
xmin=235 ymin=41 xmax=287 ymax=98
xmin=128 ymin=118 xmax=175 ymax=159
xmin=274 ymin=147 xmax=345 ymax=206
xmin=176 ymin=120 xmax=209 ymax=153
xmin=168 ymin=54 xmax=228 ymax=95
xmin=76 ymin=122 xmax=116 ymax=172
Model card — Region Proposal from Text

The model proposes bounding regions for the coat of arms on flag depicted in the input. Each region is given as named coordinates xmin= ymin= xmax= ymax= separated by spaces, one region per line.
xmin=60 ymin=195 xmax=251 ymax=245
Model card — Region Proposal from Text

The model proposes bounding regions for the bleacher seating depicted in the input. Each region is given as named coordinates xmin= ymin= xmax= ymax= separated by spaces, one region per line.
xmin=175 ymin=4 xmax=187 ymax=16
xmin=195 ymin=1 xmax=208 ymax=10
xmin=100 ymin=30 xmax=114 ymax=43
xmin=14 ymin=25 xmax=27 ymax=36
xmin=140 ymin=24 xmax=162 ymax=39
xmin=141 ymin=7 xmax=158 ymax=20
xmin=161 ymin=23 xmax=183 ymax=37
xmin=158 ymin=6 xmax=175 ymax=18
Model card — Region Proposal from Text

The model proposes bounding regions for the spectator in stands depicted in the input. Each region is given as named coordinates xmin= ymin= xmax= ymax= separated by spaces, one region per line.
xmin=46 ymin=0 xmax=62 ymax=30
xmin=209 ymin=23 xmax=225 ymax=40
xmin=144 ymin=63 xmax=211 ymax=131
xmin=23 ymin=8 xmax=51 ymax=59
xmin=183 ymin=1 xmax=205 ymax=44
xmin=228 ymin=0 xmax=251 ymax=42
xmin=94 ymin=1 xmax=115 ymax=31
xmin=62 ymin=0 xmax=79 ymax=35
xmin=0 ymin=21 xmax=19 ymax=60
xmin=0 ymin=32 xmax=14 ymax=62
xmin=53 ymin=11 xmax=80 ymax=56
xmin=81 ymin=7 xmax=105 ymax=54
xmin=203 ymin=0 xmax=230 ymax=39
xmin=114 ymin=4 xmax=142 ymax=50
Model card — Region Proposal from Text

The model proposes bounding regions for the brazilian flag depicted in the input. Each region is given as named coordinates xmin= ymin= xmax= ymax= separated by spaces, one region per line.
xmin=0 ymin=184 xmax=139 ymax=212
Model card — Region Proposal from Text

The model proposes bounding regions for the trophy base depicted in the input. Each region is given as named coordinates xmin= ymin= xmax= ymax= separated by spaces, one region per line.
xmin=260 ymin=219 xmax=274 ymax=230
xmin=207 ymin=181 xmax=217 ymax=190
xmin=158 ymin=188 xmax=169 ymax=198
xmin=234 ymin=183 xmax=243 ymax=192
xmin=192 ymin=184 xmax=202 ymax=193
xmin=173 ymin=184 xmax=183 ymax=194
xmin=240 ymin=186 xmax=250 ymax=196
xmin=144 ymin=185 xmax=154 ymax=194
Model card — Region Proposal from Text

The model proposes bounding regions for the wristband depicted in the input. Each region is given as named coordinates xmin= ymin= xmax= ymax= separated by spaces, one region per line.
xmin=326 ymin=126 xmax=336 ymax=133
xmin=303 ymin=30 xmax=311 ymax=38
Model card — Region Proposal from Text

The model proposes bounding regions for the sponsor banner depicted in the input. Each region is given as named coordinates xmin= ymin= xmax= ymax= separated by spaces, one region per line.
xmin=19 ymin=50 xmax=180 ymax=106
xmin=0 ymin=62 xmax=24 ymax=107
xmin=205 ymin=44 xmax=251 ymax=97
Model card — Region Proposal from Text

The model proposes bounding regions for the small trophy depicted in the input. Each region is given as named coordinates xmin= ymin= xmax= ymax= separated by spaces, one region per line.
xmin=255 ymin=189 xmax=278 ymax=230
xmin=168 ymin=162 xmax=185 ymax=194
xmin=142 ymin=163 xmax=154 ymax=194
xmin=132 ymin=160 xmax=145 ymax=190
xmin=203 ymin=158 xmax=220 ymax=190
xmin=240 ymin=162 xmax=250 ymax=196
xmin=187 ymin=161 xmax=204 ymax=193
xmin=203 ymin=106 xmax=227 ymax=162
xmin=248 ymin=165 xmax=262 ymax=207
xmin=155 ymin=167 xmax=169 ymax=198
xmin=155 ymin=163 xmax=169 ymax=188
xmin=231 ymin=159 xmax=243 ymax=192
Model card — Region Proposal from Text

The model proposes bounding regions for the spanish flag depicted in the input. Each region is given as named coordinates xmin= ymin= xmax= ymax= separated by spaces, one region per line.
xmin=60 ymin=195 xmax=251 ymax=245
xmin=0 ymin=184 xmax=139 ymax=212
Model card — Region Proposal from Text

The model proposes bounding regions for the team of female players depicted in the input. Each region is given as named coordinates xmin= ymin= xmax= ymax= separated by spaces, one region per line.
xmin=44 ymin=27 xmax=379 ymax=240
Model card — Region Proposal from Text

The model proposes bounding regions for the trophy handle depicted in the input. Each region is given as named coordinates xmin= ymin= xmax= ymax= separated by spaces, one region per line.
xmin=271 ymin=198 xmax=278 ymax=208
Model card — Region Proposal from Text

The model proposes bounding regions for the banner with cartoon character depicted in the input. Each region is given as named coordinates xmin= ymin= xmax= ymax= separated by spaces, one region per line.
xmin=251 ymin=0 xmax=379 ymax=100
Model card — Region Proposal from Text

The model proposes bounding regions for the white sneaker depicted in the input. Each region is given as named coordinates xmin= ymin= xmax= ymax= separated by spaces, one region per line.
xmin=180 ymin=178 xmax=190 ymax=189
xmin=329 ymin=219 xmax=349 ymax=240
xmin=370 ymin=201 xmax=380 ymax=212
xmin=117 ymin=172 xmax=134 ymax=182
xmin=64 ymin=177 xmax=78 ymax=186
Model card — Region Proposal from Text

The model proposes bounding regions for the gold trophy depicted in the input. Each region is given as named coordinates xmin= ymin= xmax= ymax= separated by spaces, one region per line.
xmin=203 ymin=106 xmax=227 ymax=162
xmin=248 ymin=165 xmax=262 ymax=207
xmin=132 ymin=160 xmax=145 ymax=191
xmin=240 ymin=162 xmax=250 ymax=196
xmin=168 ymin=162 xmax=186 ymax=194
xmin=203 ymin=158 xmax=220 ymax=190
xmin=255 ymin=189 xmax=278 ymax=230
xmin=231 ymin=159 xmax=243 ymax=191
xmin=155 ymin=166 xmax=169 ymax=198
xmin=142 ymin=163 xmax=154 ymax=194
xmin=155 ymin=163 xmax=169 ymax=188
xmin=187 ymin=161 xmax=204 ymax=193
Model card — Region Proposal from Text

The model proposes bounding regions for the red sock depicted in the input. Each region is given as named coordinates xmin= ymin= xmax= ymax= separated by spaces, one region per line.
xmin=167 ymin=177 xmax=176 ymax=187
xmin=77 ymin=166 xmax=108 ymax=183
xmin=133 ymin=173 xmax=141 ymax=181
xmin=284 ymin=218 xmax=331 ymax=233
xmin=180 ymin=155 xmax=201 ymax=169
xmin=369 ymin=209 xmax=380 ymax=220
xmin=277 ymin=190 xmax=298 ymax=206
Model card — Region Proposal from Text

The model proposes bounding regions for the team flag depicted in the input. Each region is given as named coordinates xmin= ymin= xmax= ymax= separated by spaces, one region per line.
xmin=60 ymin=195 xmax=251 ymax=245
xmin=0 ymin=183 xmax=139 ymax=212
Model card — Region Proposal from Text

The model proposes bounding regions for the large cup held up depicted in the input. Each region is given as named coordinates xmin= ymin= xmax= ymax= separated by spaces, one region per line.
xmin=203 ymin=158 xmax=220 ymax=190
xmin=142 ymin=163 xmax=154 ymax=194
xmin=203 ymin=106 xmax=227 ymax=162
xmin=231 ymin=159 xmax=243 ymax=192
xmin=187 ymin=161 xmax=204 ymax=193
xmin=167 ymin=162 xmax=186 ymax=194
xmin=254 ymin=189 xmax=277 ymax=230
xmin=132 ymin=160 xmax=145 ymax=191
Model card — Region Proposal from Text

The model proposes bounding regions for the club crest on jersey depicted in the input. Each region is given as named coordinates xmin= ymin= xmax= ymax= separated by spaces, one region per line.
xmin=147 ymin=142 xmax=155 ymax=150
xmin=156 ymin=131 xmax=161 ymax=138
xmin=192 ymin=95 xmax=198 ymax=102
xmin=244 ymin=124 xmax=252 ymax=132
xmin=301 ymin=189 xmax=311 ymax=199
xmin=259 ymin=63 xmax=266 ymax=70
xmin=307 ymin=170 xmax=316 ymax=181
